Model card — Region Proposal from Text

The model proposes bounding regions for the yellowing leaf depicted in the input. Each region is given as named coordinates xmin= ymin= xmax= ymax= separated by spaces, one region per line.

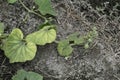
xmin=3 ymin=28 xmax=37 ymax=63
xmin=35 ymin=0 xmax=56 ymax=16
xmin=26 ymin=25 xmax=56 ymax=45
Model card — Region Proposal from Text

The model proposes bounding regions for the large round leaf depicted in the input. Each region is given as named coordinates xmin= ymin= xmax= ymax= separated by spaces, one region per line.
xmin=26 ymin=25 xmax=56 ymax=45
xmin=57 ymin=40 xmax=73 ymax=57
xmin=3 ymin=28 xmax=37 ymax=63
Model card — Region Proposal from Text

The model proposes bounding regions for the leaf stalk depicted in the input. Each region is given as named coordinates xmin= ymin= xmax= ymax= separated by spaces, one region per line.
xmin=19 ymin=0 xmax=47 ymax=21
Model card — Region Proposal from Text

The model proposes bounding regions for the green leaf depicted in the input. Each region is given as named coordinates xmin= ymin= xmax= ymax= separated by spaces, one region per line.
xmin=12 ymin=70 xmax=27 ymax=80
xmin=12 ymin=69 xmax=43 ymax=80
xmin=67 ymin=32 xmax=79 ymax=41
xmin=0 ymin=22 xmax=5 ymax=34
xmin=7 ymin=0 xmax=17 ymax=3
xmin=86 ymin=27 xmax=98 ymax=39
xmin=75 ymin=37 xmax=85 ymax=45
xmin=27 ymin=72 xmax=43 ymax=80
xmin=67 ymin=33 xmax=85 ymax=45
xmin=57 ymin=40 xmax=73 ymax=56
xmin=84 ymin=43 xmax=89 ymax=49
xmin=34 ymin=0 xmax=56 ymax=16
xmin=26 ymin=25 xmax=56 ymax=45
xmin=3 ymin=28 xmax=37 ymax=63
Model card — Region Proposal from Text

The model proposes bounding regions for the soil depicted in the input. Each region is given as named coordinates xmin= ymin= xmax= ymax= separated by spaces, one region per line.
xmin=0 ymin=0 xmax=120 ymax=80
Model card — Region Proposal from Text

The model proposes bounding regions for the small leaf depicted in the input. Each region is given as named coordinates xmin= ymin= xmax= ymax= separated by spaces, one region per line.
xmin=3 ymin=28 xmax=37 ymax=63
xmin=34 ymin=0 xmax=56 ymax=15
xmin=67 ymin=32 xmax=79 ymax=41
xmin=7 ymin=0 xmax=17 ymax=3
xmin=0 ymin=22 xmax=5 ymax=34
xmin=75 ymin=37 xmax=85 ymax=45
xmin=86 ymin=27 xmax=98 ymax=39
xmin=12 ymin=69 xmax=43 ymax=80
xmin=67 ymin=33 xmax=85 ymax=45
xmin=27 ymin=72 xmax=43 ymax=80
xmin=26 ymin=25 xmax=56 ymax=45
xmin=12 ymin=70 xmax=27 ymax=80
xmin=88 ymin=38 xmax=92 ymax=42
xmin=57 ymin=40 xmax=73 ymax=56
xmin=84 ymin=43 xmax=89 ymax=49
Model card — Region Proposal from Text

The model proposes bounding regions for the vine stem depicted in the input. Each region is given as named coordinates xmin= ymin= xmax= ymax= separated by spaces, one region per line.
xmin=0 ymin=34 xmax=9 ymax=39
xmin=18 ymin=0 xmax=46 ymax=21
xmin=1 ymin=58 xmax=6 ymax=66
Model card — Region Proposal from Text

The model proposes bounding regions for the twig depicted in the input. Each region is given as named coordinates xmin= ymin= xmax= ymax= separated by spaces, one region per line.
xmin=1 ymin=58 xmax=6 ymax=66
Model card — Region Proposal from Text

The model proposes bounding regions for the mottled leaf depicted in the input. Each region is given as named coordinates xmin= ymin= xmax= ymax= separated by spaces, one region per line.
xmin=26 ymin=25 xmax=56 ymax=45
xmin=3 ymin=28 xmax=37 ymax=63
